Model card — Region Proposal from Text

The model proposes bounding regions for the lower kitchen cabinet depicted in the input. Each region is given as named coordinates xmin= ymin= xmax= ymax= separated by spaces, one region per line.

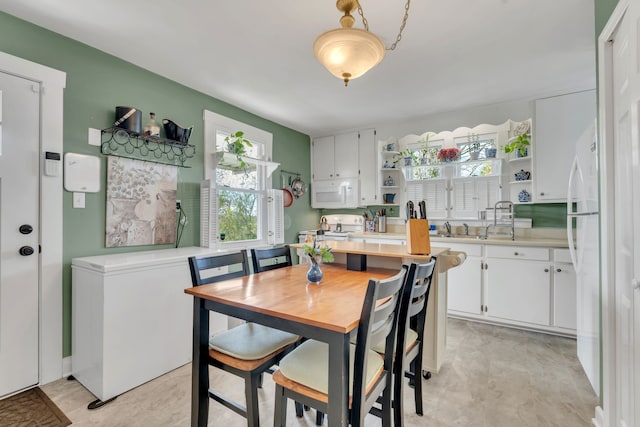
xmin=446 ymin=243 xmax=483 ymax=315
xmin=485 ymin=257 xmax=551 ymax=326
xmin=446 ymin=242 xmax=576 ymax=336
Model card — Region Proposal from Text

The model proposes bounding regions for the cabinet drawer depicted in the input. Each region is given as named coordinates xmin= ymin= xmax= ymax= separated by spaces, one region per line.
xmin=553 ymin=248 xmax=572 ymax=263
xmin=443 ymin=242 xmax=482 ymax=257
xmin=486 ymin=245 xmax=549 ymax=261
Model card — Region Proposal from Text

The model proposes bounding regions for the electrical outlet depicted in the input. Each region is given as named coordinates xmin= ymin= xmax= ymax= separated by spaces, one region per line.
xmin=176 ymin=200 xmax=181 ymax=211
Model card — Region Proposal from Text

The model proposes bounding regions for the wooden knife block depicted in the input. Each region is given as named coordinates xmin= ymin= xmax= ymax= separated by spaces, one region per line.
xmin=406 ymin=219 xmax=431 ymax=255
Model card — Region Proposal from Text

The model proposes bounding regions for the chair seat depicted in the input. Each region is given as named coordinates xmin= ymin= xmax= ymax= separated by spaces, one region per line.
xmin=277 ymin=339 xmax=384 ymax=395
xmin=209 ymin=323 xmax=299 ymax=360
xmin=370 ymin=327 xmax=418 ymax=354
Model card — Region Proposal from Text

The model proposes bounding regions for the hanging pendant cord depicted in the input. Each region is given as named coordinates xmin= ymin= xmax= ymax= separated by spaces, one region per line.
xmin=356 ymin=0 xmax=411 ymax=51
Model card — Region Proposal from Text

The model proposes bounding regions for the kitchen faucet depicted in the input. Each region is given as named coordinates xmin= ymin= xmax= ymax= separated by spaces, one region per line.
xmin=463 ymin=223 xmax=469 ymax=236
xmin=444 ymin=221 xmax=452 ymax=237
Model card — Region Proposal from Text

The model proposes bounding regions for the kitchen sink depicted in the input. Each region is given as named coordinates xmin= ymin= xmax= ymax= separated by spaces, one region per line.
xmin=436 ymin=234 xmax=485 ymax=240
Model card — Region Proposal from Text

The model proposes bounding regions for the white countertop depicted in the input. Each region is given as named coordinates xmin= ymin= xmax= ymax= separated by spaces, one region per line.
xmin=349 ymin=231 xmax=570 ymax=248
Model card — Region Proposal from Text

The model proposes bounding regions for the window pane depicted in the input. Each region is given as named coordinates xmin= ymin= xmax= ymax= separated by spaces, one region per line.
xmin=217 ymin=189 xmax=258 ymax=242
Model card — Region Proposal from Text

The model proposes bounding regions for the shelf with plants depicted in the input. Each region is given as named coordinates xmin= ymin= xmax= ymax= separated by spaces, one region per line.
xmin=101 ymin=127 xmax=196 ymax=167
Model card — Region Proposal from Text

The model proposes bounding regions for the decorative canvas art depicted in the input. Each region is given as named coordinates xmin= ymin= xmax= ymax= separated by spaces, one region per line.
xmin=106 ymin=157 xmax=178 ymax=247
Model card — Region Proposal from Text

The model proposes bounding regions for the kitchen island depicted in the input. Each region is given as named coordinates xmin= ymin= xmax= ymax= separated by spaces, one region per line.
xmin=292 ymin=241 xmax=462 ymax=374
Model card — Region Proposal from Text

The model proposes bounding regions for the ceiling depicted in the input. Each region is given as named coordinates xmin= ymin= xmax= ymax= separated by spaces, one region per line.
xmin=0 ymin=0 xmax=596 ymax=137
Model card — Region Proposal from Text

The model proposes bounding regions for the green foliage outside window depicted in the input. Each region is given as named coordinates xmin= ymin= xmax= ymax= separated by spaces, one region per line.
xmin=218 ymin=190 xmax=258 ymax=241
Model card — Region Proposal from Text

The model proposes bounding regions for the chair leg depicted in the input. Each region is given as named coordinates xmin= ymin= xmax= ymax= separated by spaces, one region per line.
xmin=246 ymin=373 xmax=261 ymax=427
xmin=414 ymin=352 xmax=424 ymax=416
xmin=382 ymin=381 xmax=394 ymax=427
xmin=273 ymin=384 xmax=287 ymax=427
xmin=295 ymin=401 xmax=304 ymax=418
xmin=315 ymin=410 xmax=324 ymax=425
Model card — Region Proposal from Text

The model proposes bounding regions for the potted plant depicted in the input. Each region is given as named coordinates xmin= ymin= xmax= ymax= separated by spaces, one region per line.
xmin=465 ymin=133 xmax=481 ymax=160
xmin=224 ymin=131 xmax=253 ymax=168
xmin=393 ymin=148 xmax=419 ymax=166
xmin=484 ymin=139 xmax=497 ymax=158
xmin=503 ymin=133 xmax=530 ymax=157
xmin=437 ymin=147 xmax=460 ymax=162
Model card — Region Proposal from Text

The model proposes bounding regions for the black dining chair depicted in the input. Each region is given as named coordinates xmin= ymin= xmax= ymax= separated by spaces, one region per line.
xmin=272 ymin=266 xmax=408 ymax=427
xmin=250 ymin=245 xmax=292 ymax=273
xmin=188 ymin=251 xmax=299 ymax=426
xmin=392 ymin=259 xmax=437 ymax=424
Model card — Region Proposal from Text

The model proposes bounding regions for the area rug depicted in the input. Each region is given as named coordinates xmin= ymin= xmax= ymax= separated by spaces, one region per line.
xmin=0 ymin=387 xmax=71 ymax=426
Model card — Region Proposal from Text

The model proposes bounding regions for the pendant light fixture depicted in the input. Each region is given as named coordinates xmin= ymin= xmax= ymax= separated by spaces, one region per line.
xmin=313 ymin=0 xmax=411 ymax=86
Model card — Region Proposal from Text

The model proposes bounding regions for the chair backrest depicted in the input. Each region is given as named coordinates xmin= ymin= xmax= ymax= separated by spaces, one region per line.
xmin=249 ymin=245 xmax=292 ymax=273
xmin=395 ymin=259 xmax=437 ymax=361
xmin=351 ymin=266 xmax=408 ymax=426
xmin=188 ymin=251 xmax=250 ymax=286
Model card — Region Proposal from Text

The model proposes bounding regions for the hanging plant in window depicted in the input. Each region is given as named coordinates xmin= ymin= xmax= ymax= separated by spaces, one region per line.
xmin=224 ymin=131 xmax=253 ymax=168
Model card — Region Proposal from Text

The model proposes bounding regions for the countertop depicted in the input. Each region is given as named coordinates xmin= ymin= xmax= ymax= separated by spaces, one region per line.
xmin=349 ymin=231 xmax=570 ymax=248
xmin=291 ymin=241 xmax=450 ymax=261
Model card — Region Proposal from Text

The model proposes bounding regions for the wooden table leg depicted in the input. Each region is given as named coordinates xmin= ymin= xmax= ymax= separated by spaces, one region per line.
xmin=192 ymin=297 xmax=209 ymax=427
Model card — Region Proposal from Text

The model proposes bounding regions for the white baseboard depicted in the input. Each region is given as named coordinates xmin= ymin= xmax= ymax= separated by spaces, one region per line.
xmin=62 ymin=356 xmax=72 ymax=378
xmin=593 ymin=406 xmax=605 ymax=427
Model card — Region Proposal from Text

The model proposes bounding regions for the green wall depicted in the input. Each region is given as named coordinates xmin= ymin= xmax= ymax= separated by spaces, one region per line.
xmin=0 ymin=12 xmax=320 ymax=357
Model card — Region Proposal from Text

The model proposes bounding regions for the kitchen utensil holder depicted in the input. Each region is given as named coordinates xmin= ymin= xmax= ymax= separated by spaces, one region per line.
xmin=406 ymin=218 xmax=431 ymax=255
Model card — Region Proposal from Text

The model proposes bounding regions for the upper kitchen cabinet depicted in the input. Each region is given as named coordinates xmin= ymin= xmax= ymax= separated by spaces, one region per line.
xmin=533 ymin=90 xmax=596 ymax=202
xmin=311 ymin=132 xmax=359 ymax=181
xmin=357 ymin=129 xmax=378 ymax=206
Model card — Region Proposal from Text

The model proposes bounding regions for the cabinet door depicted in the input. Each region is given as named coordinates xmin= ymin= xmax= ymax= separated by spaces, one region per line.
xmin=334 ymin=131 xmax=359 ymax=178
xmin=358 ymin=129 xmax=378 ymax=205
xmin=553 ymin=262 xmax=576 ymax=330
xmin=534 ymin=90 xmax=596 ymax=202
xmin=486 ymin=258 xmax=551 ymax=326
xmin=312 ymin=136 xmax=335 ymax=180
xmin=447 ymin=255 xmax=483 ymax=315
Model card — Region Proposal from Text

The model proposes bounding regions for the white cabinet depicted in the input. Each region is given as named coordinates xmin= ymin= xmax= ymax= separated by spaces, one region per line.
xmin=533 ymin=90 xmax=596 ymax=202
xmin=446 ymin=243 xmax=483 ymax=315
xmin=312 ymin=132 xmax=359 ymax=180
xmin=552 ymin=249 xmax=577 ymax=330
xmin=357 ymin=129 xmax=378 ymax=206
xmin=486 ymin=257 xmax=551 ymax=326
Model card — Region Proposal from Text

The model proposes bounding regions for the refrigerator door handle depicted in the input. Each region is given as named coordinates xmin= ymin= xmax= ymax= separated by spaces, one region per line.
xmin=567 ymin=211 xmax=599 ymax=217
xmin=567 ymin=156 xmax=580 ymax=270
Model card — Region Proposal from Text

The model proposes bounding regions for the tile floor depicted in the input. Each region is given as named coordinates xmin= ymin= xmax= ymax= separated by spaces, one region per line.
xmin=41 ymin=319 xmax=598 ymax=426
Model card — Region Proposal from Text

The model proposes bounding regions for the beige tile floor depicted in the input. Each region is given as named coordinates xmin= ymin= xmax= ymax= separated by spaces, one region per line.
xmin=41 ymin=319 xmax=598 ymax=426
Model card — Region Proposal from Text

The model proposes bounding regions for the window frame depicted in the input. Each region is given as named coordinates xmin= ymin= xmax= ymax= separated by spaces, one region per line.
xmin=203 ymin=110 xmax=275 ymax=251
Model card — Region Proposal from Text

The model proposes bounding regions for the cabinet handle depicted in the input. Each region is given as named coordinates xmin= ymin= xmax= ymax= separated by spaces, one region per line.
xmin=514 ymin=252 xmax=519 ymax=256
xmin=540 ymin=192 xmax=545 ymax=196
xmin=336 ymin=173 xmax=340 ymax=177
xmin=556 ymin=268 xmax=562 ymax=273
xmin=544 ymin=268 xmax=549 ymax=273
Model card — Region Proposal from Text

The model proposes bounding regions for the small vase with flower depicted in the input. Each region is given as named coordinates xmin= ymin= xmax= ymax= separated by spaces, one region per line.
xmin=302 ymin=238 xmax=335 ymax=284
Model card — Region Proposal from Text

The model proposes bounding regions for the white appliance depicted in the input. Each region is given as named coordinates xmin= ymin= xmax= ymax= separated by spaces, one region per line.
xmin=566 ymin=121 xmax=600 ymax=396
xmin=298 ymin=214 xmax=365 ymax=263
xmin=311 ymin=178 xmax=359 ymax=209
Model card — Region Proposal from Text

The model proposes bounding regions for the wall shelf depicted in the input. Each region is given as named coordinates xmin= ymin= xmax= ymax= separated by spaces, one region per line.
xmin=214 ymin=151 xmax=279 ymax=177
xmin=101 ymin=127 xmax=195 ymax=167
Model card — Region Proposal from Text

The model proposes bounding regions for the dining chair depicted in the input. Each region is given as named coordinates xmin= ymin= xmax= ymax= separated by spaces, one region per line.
xmin=250 ymin=245 xmax=292 ymax=273
xmin=188 ymin=252 xmax=299 ymax=427
xmin=272 ymin=266 xmax=408 ymax=427
xmin=392 ymin=259 xmax=437 ymax=424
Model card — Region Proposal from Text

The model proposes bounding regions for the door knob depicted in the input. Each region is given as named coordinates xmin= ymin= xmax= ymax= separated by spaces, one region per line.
xmin=19 ymin=246 xmax=35 ymax=256
xmin=556 ymin=268 xmax=562 ymax=273
xmin=19 ymin=224 xmax=33 ymax=234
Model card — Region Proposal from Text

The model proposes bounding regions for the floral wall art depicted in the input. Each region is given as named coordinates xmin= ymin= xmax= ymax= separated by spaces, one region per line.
xmin=106 ymin=157 xmax=178 ymax=247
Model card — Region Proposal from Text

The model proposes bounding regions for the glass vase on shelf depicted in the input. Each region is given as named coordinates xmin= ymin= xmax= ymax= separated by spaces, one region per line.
xmin=143 ymin=112 xmax=160 ymax=139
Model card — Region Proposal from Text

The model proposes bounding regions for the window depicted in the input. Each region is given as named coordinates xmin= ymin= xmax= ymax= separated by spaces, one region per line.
xmin=202 ymin=110 xmax=283 ymax=250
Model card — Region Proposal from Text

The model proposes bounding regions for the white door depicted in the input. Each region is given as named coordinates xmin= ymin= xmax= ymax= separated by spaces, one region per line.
xmin=611 ymin=7 xmax=637 ymax=426
xmin=0 ymin=71 xmax=40 ymax=397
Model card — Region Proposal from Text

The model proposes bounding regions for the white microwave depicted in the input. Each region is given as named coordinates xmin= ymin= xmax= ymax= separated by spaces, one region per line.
xmin=311 ymin=178 xmax=359 ymax=209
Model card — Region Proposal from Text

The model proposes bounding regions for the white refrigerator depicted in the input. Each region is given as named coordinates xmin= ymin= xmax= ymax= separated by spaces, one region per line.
xmin=566 ymin=121 xmax=600 ymax=396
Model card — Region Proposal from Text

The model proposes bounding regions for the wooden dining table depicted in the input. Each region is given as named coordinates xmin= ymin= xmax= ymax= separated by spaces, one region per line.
xmin=184 ymin=263 xmax=399 ymax=427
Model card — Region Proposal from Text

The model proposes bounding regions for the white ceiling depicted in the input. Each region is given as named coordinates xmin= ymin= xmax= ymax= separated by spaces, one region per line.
xmin=0 ymin=0 xmax=596 ymax=137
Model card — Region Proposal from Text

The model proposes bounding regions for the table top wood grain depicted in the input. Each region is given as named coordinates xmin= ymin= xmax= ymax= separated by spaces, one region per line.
xmin=185 ymin=263 xmax=398 ymax=334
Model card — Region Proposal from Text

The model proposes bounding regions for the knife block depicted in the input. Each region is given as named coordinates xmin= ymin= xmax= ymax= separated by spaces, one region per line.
xmin=406 ymin=219 xmax=431 ymax=255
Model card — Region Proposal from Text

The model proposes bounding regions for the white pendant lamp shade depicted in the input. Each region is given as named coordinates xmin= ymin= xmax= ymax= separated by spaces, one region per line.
xmin=314 ymin=28 xmax=385 ymax=86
